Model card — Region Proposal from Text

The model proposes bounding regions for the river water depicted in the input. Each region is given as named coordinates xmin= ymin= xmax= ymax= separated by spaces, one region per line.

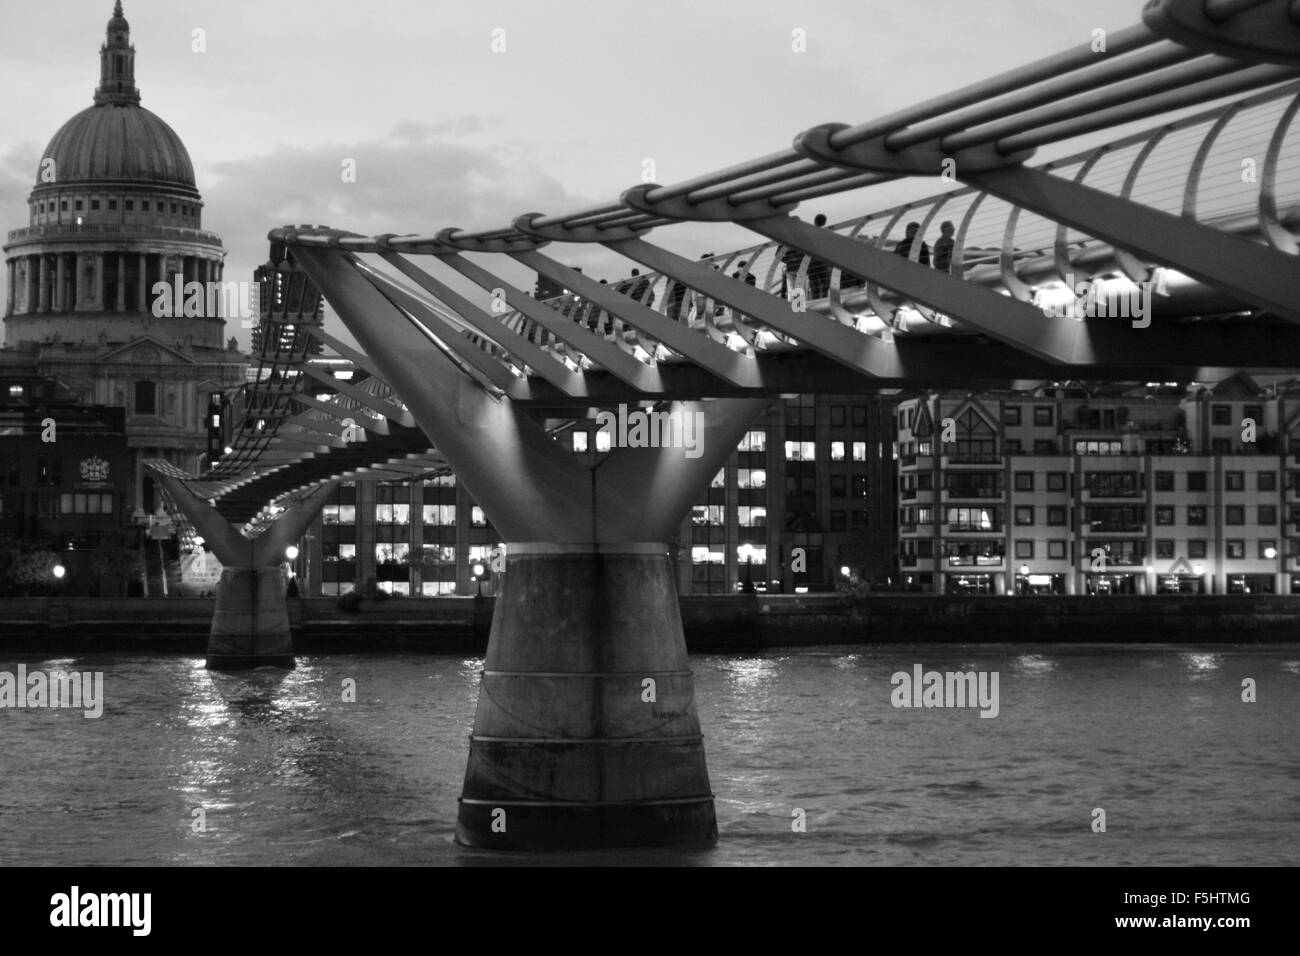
xmin=1 ymin=644 xmax=1296 ymax=866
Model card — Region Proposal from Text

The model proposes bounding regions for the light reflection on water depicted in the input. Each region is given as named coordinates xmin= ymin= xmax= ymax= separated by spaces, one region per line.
xmin=0 ymin=644 xmax=1296 ymax=866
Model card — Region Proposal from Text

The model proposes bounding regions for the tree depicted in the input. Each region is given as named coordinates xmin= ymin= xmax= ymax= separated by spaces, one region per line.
xmin=91 ymin=534 xmax=145 ymax=597
xmin=11 ymin=548 xmax=60 ymax=596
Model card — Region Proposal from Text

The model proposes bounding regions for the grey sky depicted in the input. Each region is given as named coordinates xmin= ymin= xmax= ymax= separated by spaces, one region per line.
xmin=2 ymin=0 xmax=1165 ymax=349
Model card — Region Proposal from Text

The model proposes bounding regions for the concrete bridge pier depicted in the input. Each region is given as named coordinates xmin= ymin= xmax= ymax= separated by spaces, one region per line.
xmin=458 ymin=543 xmax=715 ymax=849
xmin=292 ymin=243 xmax=765 ymax=849
xmin=150 ymin=469 xmax=338 ymax=669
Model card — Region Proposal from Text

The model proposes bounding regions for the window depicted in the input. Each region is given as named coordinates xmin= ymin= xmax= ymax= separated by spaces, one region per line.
xmin=784 ymin=441 xmax=815 ymax=461
xmin=736 ymin=468 xmax=766 ymax=489
xmin=830 ymin=441 xmax=845 ymax=461
xmin=470 ymin=506 xmax=488 ymax=528
xmin=1005 ymin=439 xmax=1022 ymax=454
xmin=1084 ymin=472 xmax=1141 ymax=498
xmin=1259 ymin=505 xmax=1277 ymax=525
xmin=830 ymin=475 xmax=846 ymax=498
xmin=141 ymin=200 xmax=150 ymax=212
xmin=1014 ymin=541 xmax=1034 ymax=559
xmin=572 ymin=432 xmax=587 ymax=452
xmin=851 ymin=441 xmax=866 ymax=462
xmin=946 ymin=507 xmax=1000 ymax=532
xmin=91 ymin=199 xmax=100 ymax=210
xmin=852 ymin=475 xmax=868 ymax=498
xmin=1155 ymin=539 xmax=1174 ymax=559
xmin=1014 ymin=472 xmax=1034 ymax=492
xmin=1244 ymin=404 xmax=1263 ymax=425
xmin=830 ymin=406 xmax=845 ymax=427
xmin=830 ymin=510 xmax=846 ymax=532
xmin=1259 ymin=540 xmax=1277 ymax=559
xmin=1047 ymin=506 xmax=1066 ymax=526
xmin=1154 ymin=471 xmax=1174 ymax=491
xmin=1188 ymin=540 xmax=1207 ymax=559
xmin=134 ymin=380 xmax=157 ymax=415
xmin=1002 ymin=405 xmax=1021 ymax=425
xmin=710 ymin=469 xmax=726 ymax=489
xmin=852 ymin=406 xmax=867 ymax=427
xmin=1033 ymin=440 xmax=1056 ymax=455
xmin=37 ymin=457 xmax=62 ymax=486
xmin=58 ymin=493 xmax=113 ymax=514
xmin=108 ymin=199 xmax=117 ymax=210
xmin=1085 ymin=506 xmax=1144 ymax=532
xmin=1226 ymin=540 xmax=1245 ymax=560
xmin=1033 ymin=406 xmax=1054 ymax=426
xmin=171 ymin=203 xmax=178 ymax=215
xmin=1014 ymin=506 xmax=1034 ymax=526
xmin=1047 ymin=541 xmax=1067 ymax=560
xmin=1047 ymin=472 xmax=1067 ymax=492
xmin=950 ymin=408 xmax=997 ymax=462
xmin=1187 ymin=506 xmax=1206 ymax=525
xmin=75 ymin=199 xmax=83 ymax=211
xmin=1211 ymin=404 xmax=1231 ymax=425
xmin=1225 ymin=471 xmax=1244 ymax=491
xmin=125 ymin=200 xmax=134 ymax=211
xmin=737 ymin=506 xmax=767 ymax=527
xmin=1258 ymin=472 xmax=1276 ymax=491
xmin=1225 ymin=505 xmax=1244 ymax=525
xmin=60 ymin=200 xmax=68 ymax=211
xmin=422 ymin=504 xmax=455 ymax=525
xmin=1187 ymin=472 xmax=1206 ymax=492
xmin=740 ymin=430 xmax=766 ymax=452
xmin=1155 ymin=506 xmax=1174 ymax=525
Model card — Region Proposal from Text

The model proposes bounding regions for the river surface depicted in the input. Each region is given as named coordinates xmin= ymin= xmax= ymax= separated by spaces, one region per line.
xmin=1 ymin=644 xmax=1297 ymax=866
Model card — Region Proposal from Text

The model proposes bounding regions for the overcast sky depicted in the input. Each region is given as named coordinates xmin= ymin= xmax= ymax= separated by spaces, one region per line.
xmin=1 ymin=0 xmax=1163 ymax=350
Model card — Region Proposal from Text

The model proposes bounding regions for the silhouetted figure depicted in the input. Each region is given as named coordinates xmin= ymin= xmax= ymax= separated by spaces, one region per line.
xmin=733 ymin=260 xmax=757 ymax=286
xmin=806 ymin=213 xmax=832 ymax=298
xmin=894 ymin=221 xmax=930 ymax=265
xmin=629 ymin=268 xmax=653 ymax=306
xmin=933 ymin=220 xmax=956 ymax=273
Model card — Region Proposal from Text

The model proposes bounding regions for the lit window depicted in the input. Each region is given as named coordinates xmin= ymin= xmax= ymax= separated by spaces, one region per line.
xmin=830 ymin=441 xmax=845 ymax=461
xmin=572 ymin=431 xmax=588 ymax=452
xmin=852 ymin=441 xmax=866 ymax=461
xmin=471 ymin=506 xmax=488 ymax=527
xmin=595 ymin=430 xmax=611 ymax=452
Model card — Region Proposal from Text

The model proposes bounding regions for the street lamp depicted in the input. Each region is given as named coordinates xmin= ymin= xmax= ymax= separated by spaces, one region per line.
xmin=471 ymin=561 xmax=486 ymax=597
xmin=285 ymin=545 xmax=299 ymax=561
xmin=1264 ymin=547 xmax=1277 ymax=560
xmin=840 ymin=565 xmax=851 ymax=579
xmin=52 ymin=564 xmax=66 ymax=580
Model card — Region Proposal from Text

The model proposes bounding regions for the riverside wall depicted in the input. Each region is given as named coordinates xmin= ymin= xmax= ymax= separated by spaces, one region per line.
xmin=0 ymin=594 xmax=1297 ymax=653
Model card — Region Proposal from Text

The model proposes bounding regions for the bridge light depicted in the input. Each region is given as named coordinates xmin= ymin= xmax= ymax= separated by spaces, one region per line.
xmin=52 ymin=565 xmax=66 ymax=580
xmin=285 ymin=545 xmax=299 ymax=561
xmin=471 ymin=561 xmax=486 ymax=580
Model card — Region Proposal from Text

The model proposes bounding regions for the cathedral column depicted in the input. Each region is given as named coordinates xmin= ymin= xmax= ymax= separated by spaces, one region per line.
xmin=138 ymin=253 xmax=147 ymax=314
xmin=54 ymin=254 xmax=67 ymax=311
xmin=5 ymin=260 xmax=15 ymax=317
xmin=38 ymin=255 xmax=49 ymax=312
xmin=93 ymin=252 xmax=105 ymax=310
xmin=116 ymin=254 xmax=126 ymax=311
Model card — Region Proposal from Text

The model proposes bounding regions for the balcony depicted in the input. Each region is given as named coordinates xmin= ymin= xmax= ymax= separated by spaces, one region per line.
xmin=942 ymin=488 xmax=1005 ymax=502
xmin=7 ymin=223 xmax=224 ymax=247
xmin=941 ymin=455 xmax=1002 ymax=468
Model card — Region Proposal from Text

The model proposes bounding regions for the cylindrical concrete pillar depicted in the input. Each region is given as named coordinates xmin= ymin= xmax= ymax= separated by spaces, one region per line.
xmin=456 ymin=544 xmax=716 ymax=850
xmin=207 ymin=566 xmax=295 ymax=669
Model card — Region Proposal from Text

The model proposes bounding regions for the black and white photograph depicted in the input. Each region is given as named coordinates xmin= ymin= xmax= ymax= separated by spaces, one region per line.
xmin=0 ymin=0 xmax=1296 ymax=933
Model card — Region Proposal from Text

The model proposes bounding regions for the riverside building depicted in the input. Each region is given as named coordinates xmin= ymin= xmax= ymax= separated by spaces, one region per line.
xmin=896 ymin=376 xmax=1300 ymax=596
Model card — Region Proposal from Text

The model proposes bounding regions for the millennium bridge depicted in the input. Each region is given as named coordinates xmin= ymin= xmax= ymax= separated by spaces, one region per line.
xmin=148 ymin=0 xmax=1300 ymax=849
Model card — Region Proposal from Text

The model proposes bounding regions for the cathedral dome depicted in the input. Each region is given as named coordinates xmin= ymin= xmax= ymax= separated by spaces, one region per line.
xmin=34 ymin=1 xmax=198 ymax=196
xmin=39 ymin=105 xmax=197 ymax=193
